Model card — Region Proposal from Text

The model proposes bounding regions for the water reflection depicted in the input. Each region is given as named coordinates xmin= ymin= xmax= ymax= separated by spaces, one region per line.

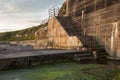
xmin=15 ymin=78 xmax=21 ymax=80
xmin=107 ymin=61 xmax=120 ymax=69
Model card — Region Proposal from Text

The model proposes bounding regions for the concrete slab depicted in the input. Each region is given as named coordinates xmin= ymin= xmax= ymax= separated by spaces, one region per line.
xmin=0 ymin=50 xmax=82 ymax=59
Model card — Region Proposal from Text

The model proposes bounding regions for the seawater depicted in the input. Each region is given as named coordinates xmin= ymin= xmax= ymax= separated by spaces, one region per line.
xmin=0 ymin=62 xmax=119 ymax=80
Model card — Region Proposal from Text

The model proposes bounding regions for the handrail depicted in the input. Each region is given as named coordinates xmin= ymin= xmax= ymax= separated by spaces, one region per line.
xmin=49 ymin=6 xmax=59 ymax=18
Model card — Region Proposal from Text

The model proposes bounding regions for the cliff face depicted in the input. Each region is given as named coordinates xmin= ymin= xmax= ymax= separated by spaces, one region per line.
xmin=66 ymin=0 xmax=120 ymax=58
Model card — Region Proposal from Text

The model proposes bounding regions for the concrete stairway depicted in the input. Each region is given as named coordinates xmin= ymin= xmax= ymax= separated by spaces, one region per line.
xmin=79 ymin=33 xmax=108 ymax=62
xmin=56 ymin=16 xmax=80 ymax=36
xmin=56 ymin=16 xmax=108 ymax=63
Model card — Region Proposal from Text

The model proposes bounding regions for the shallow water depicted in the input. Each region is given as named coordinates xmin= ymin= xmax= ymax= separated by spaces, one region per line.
xmin=0 ymin=62 xmax=119 ymax=80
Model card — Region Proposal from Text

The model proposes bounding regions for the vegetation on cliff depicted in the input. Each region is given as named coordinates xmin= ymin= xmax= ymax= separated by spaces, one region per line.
xmin=0 ymin=23 xmax=47 ymax=41
xmin=58 ymin=1 xmax=66 ymax=16
xmin=0 ymin=1 xmax=66 ymax=42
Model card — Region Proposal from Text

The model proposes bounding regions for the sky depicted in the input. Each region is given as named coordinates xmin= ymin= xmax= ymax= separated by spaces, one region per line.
xmin=0 ymin=0 xmax=65 ymax=32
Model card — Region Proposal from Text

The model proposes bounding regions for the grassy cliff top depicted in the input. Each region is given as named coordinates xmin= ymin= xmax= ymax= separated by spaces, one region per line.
xmin=0 ymin=23 xmax=47 ymax=41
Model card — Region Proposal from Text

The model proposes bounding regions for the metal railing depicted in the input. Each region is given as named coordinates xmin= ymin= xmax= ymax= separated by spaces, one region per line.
xmin=49 ymin=6 xmax=59 ymax=18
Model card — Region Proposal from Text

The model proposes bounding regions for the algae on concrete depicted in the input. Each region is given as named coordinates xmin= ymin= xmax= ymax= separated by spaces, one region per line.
xmin=0 ymin=63 xmax=119 ymax=80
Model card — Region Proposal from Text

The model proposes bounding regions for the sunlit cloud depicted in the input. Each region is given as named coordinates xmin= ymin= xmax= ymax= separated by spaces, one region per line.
xmin=0 ymin=0 xmax=65 ymax=32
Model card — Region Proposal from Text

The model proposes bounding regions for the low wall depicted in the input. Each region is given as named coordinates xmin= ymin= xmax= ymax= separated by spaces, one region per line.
xmin=0 ymin=52 xmax=78 ymax=70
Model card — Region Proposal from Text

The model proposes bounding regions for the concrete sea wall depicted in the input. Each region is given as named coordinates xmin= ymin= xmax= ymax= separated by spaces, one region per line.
xmin=66 ymin=0 xmax=120 ymax=59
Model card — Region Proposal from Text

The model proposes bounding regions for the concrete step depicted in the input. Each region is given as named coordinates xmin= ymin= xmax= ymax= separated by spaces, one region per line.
xmin=97 ymin=55 xmax=107 ymax=59
xmin=74 ymin=53 xmax=93 ymax=57
xmin=96 ymin=51 xmax=108 ymax=55
xmin=74 ymin=57 xmax=95 ymax=62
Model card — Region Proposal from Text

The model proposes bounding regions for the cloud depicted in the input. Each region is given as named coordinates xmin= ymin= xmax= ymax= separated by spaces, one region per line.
xmin=0 ymin=0 xmax=15 ymax=11
xmin=0 ymin=0 xmax=65 ymax=32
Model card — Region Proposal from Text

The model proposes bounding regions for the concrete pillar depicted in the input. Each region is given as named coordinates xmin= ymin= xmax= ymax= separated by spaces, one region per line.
xmin=114 ymin=22 xmax=118 ymax=58
xmin=66 ymin=0 xmax=71 ymax=16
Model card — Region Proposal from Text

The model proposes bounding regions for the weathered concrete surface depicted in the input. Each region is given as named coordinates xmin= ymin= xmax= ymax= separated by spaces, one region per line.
xmin=35 ymin=27 xmax=48 ymax=40
xmin=34 ymin=17 xmax=83 ymax=50
xmin=47 ymin=17 xmax=82 ymax=49
xmin=66 ymin=0 xmax=120 ymax=59
xmin=0 ymin=50 xmax=81 ymax=59
xmin=34 ymin=27 xmax=48 ymax=49
xmin=0 ymin=50 xmax=83 ymax=70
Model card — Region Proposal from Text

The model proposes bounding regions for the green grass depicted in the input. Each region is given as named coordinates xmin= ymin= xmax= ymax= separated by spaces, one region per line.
xmin=0 ymin=63 xmax=120 ymax=80
xmin=0 ymin=23 xmax=47 ymax=41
